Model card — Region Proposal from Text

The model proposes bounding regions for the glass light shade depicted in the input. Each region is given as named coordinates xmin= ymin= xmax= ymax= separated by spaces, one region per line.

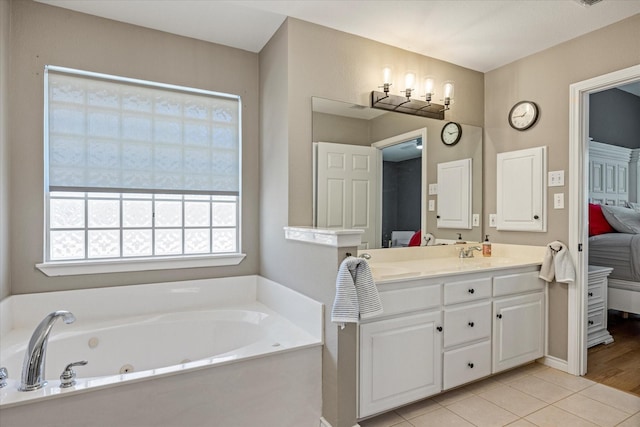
xmin=382 ymin=67 xmax=393 ymax=85
xmin=404 ymin=72 xmax=416 ymax=90
xmin=443 ymin=81 xmax=455 ymax=100
xmin=424 ymin=77 xmax=435 ymax=95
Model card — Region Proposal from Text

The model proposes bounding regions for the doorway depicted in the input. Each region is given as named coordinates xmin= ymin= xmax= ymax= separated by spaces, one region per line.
xmin=568 ymin=65 xmax=640 ymax=383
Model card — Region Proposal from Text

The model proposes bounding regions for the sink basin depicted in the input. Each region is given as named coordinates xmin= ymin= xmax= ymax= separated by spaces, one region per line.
xmin=370 ymin=265 xmax=418 ymax=279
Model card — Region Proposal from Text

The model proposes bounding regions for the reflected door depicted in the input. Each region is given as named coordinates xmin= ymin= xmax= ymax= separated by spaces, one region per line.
xmin=315 ymin=142 xmax=378 ymax=249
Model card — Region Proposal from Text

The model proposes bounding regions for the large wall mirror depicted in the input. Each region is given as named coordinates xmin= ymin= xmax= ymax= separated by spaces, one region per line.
xmin=312 ymin=97 xmax=483 ymax=248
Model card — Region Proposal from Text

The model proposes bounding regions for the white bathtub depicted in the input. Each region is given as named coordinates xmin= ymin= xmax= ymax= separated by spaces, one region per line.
xmin=0 ymin=275 xmax=323 ymax=427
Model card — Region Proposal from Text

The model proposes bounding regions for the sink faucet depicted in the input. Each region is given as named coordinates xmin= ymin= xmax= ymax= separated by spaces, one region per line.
xmin=459 ymin=246 xmax=482 ymax=258
xmin=19 ymin=310 xmax=76 ymax=391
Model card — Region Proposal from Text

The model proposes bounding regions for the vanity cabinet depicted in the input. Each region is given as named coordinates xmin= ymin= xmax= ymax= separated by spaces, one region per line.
xmin=358 ymin=266 xmax=546 ymax=419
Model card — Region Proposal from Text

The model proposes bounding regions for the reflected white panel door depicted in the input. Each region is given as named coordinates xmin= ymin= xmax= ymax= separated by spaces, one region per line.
xmin=496 ymin=146 xmax=547 ymax=232
xmin=437 ymin=158 xmax=472 ymax=229
xmin=316 ymin=142 xmax=378 ymax=249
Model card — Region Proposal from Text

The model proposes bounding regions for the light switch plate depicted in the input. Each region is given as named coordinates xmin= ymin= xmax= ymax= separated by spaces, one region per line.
xmin=554 ymin=193 xmax=564 ymax=209
xmin=489 ymin=214 xmax=497 ymax=227
xmin=428 ymin=199 xmax=435 ymax=211
xmin=548 ymin=170 xmax=565 ymax=187
xmin=428 ymin=183 xmax=438 ymax=195
xmin=472 ymin=214 xmax=480 ymax=227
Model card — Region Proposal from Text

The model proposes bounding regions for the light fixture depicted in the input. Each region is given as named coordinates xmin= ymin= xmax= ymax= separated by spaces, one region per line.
xmin=371 ymin=68 xmax=450 ymax=120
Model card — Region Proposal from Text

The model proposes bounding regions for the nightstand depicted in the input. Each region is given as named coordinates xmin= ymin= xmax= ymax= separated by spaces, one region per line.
xmin=587 ymin=265 xmax=614 ymax=348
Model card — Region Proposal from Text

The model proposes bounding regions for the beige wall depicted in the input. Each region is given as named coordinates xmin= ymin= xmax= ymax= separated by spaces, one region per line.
xmin=0 ymin=0 xmax=10 ymax=299
xmin=8 ymin=1 xmax=260 ymax=294
xmin=485 ymin=14 xmax=640 ymax=360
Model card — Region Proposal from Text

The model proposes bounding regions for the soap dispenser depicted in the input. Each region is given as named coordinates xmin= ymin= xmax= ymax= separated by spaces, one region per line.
xmin=482 ymin=235 xmax=492 ymax=257
xmin=455 ymin=233 xmax=466 ymax=244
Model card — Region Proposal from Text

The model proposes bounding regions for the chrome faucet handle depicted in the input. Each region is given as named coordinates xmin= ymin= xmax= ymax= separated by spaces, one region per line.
xmin=0 ymin=367 xmax=7 ymax=388
xmin=60 ymin=360 xmax=88 ymax=388
xmin=359 ymin=253 xmax=371 ymax=260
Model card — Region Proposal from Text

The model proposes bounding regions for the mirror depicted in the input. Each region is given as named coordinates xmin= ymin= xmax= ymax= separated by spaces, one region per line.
xmin=312 ymin=97 xmax=483 ymax=247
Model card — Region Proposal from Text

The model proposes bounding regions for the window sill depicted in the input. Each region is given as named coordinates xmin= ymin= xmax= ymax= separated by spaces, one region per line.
xmin=35 ymin=254 xmax=246 ymax=277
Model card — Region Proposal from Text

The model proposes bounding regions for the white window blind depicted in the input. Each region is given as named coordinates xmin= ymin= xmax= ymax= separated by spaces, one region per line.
xmin=45 ymin=66 xmax=241 ymax=195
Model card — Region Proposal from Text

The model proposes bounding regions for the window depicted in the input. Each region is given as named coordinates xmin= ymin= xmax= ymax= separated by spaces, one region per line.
xmin=41 ymin=66 xmax=242 ymax=271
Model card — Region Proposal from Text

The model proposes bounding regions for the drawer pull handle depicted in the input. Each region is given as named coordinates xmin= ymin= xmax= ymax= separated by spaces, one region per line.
xmin=534 ymin=215 xmax=540 ymax=220
xmin=468 ymin=363 xmax=474 ymax=368
xmin=468 ymin=321 xmax=474 ymax=327
xmin=437 ymin=326 xmax=443 ymax=332
xmin=588 ymin=292 xmax=593 ymax=297
xmin=468 ymin=288 xmax=475 ymax=294
xmin=496 ymin=314 xmax=502 ymax=319
xmin=588 ymin=320 xmax=594 ymax=325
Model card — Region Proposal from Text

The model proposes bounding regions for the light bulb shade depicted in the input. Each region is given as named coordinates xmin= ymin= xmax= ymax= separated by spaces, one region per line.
xmin=404 ymin=72 xmax=416 ymax=90
xmin=424 ymin=77 xmax=435 ymax=95
xmin=443 ymin=81 xmax=455 ymax=100
xmin=382 ymin=67 xmax=393 ymax=85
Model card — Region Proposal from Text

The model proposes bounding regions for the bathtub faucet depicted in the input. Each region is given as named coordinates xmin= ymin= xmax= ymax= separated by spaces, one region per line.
xmin=19 ymin=310 xmax=76 ymax=391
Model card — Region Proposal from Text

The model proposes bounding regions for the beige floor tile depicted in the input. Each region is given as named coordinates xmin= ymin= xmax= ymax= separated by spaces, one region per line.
xmin=616 ymin=412 xmax=640 ymax=427
xmin=408 ymin=407 xmax=475 ymax=427
xmin=532 ymin=368 xmax=595 ymax=392
xmin=578 ymin=383 xmax=640 ymax=415
xmin=359 ymin=410 xmax=406 ymax=427
xmin=553 ymin=393 xmax=629 ymax=427
xmin=431 ymin=387 xmax=474 ymax=406
xmin=478 ymin=384 xmax=547 ymax=417
xmin=505 ymin=419 xmax=537 ymax=426
xmin=394 ymin=398 xmax=441 ymax=420
xmin=509 ymin=375 xmax=574 ymax=404
xmin=446 ymin=395 xmax=519 ymax=427
xmin=492 ymin=364 xmax=545 ymax=385
xmin=525 ymin=405 xmax=600 ymax=427
xmin=461 ymin=376 xmax=502 ymax=394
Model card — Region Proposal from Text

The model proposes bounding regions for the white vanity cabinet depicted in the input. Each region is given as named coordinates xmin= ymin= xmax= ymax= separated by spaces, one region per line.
xmin=492 ymin=271 xmax=545 ymax=373
xmin=358 ymin=266 xmax=546 ymax=419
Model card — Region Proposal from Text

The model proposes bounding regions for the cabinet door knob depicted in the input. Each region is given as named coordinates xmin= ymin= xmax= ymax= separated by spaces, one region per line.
xmin=588 ymin=292 xmax=593 ymax=297
xmin=534 ymin=215 xmax=540 ymax=220
xmin=437 ymin=326 xmax=443 ymax=332
xmin=588 ymin=320 xmax=594 ymax=325
xmin=468 ymin=363 xmax=474 ymax=368
xmin=468 ymin=288 xmax=475 ymax=294
xmin=468 ymin=321 xmax=474 ymax=327
xmin=496 ymin=314 xmax=502 ymax=319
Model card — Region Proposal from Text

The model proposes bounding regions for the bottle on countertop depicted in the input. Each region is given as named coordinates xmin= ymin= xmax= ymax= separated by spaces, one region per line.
xmin=455 ymin=233 xmax=466 ymax=244
xmin=482 ymin=234 xmax=492 ymax=257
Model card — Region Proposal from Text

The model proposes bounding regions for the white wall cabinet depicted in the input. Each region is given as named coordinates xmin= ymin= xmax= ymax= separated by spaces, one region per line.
xmin=358 ymin=267 xmax=546 ymax=419
xmin=496 ymin=146 xmax=546 ymax=232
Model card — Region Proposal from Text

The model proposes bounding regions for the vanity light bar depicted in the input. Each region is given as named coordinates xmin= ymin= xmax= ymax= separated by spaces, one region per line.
xmin=371 ymin=90 xmax=445 ymax=120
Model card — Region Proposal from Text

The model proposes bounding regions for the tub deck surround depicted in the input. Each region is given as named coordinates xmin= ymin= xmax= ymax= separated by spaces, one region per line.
xmin=361 ymin=243 xmax=546 ymax=282
xmin=0 ymin=275 xmax=323 ymax=409
xmin=284 ymin=226 xmax=364 ymax=248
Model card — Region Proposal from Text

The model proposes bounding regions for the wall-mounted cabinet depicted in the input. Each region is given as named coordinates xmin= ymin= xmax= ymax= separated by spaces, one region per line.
xmin=496 ymin=146 xmax=547 ymax=232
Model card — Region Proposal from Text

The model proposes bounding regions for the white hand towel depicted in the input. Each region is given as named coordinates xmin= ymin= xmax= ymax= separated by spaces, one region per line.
xmin=539 ymin=241 xmax=575 ymax=284
xmin=331 ymin=257 xmax=383 ymax=327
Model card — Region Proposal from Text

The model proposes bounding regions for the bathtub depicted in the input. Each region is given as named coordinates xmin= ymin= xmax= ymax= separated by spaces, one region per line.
xmin=0 ymin=275 xmax=323 ymax=427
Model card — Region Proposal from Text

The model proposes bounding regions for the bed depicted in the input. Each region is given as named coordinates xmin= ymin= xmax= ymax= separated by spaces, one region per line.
xmin=588 ymin=204 xmax=640 ymax=316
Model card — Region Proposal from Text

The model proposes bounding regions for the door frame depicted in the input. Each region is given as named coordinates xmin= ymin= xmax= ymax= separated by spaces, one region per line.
xmin=567 ymin=64 xmax=640 ymax=375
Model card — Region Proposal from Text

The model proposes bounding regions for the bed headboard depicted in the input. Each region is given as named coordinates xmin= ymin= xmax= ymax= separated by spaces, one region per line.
xmin=589 ymin=140 xmax=632 ymax=206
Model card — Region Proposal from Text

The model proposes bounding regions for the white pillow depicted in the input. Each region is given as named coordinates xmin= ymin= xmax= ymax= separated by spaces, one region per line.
xmin=601 ymin=205 xmax=640 ymax=234
xmin=628 ymin=202 xmax=640 ymax=213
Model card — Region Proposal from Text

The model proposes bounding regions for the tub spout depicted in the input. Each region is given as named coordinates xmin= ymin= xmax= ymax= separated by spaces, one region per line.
xmin=19 ymin=310 xmax=76 ymax=391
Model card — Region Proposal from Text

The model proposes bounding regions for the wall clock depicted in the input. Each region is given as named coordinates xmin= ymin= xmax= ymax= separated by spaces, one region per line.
xmin=441 ymin=121 xmax=462 ymax=146
xmin=508 ymin=101 xmax=539 ymax=131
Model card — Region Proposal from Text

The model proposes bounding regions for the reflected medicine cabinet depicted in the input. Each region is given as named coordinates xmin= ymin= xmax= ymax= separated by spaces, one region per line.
xmin=496 ymin=146 xmax=547 ymax=232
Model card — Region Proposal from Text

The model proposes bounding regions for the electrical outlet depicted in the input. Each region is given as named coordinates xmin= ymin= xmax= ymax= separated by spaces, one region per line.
xmin=489 ymin=214 xmax=497 ymax=227
xmin=554 ymin=193 xmax=564 ymax=209
xmin=472 ymin=214 xmax=479 ymax=227
xmin=428 ymin=199 xmax=435 ymax=211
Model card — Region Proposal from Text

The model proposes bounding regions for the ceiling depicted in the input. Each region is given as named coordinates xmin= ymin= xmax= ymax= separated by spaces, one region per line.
xmin=37 ymin=0 xmax=640 ymax=73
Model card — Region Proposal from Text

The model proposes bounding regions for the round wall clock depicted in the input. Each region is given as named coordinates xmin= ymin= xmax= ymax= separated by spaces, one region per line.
xmin=441 ymin=121 xmax=462 ymax=146
xmin=508 ymin=101 xmax=539 ymax=131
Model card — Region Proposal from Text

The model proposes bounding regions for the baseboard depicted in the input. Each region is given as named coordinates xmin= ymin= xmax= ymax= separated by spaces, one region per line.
xmin=319 ymin=417 xmax=360 ymax=427
xmin=539 ymin=355 xmax=569 ymax=372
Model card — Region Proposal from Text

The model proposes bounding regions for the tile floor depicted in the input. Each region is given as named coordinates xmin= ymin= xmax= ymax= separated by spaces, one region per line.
xmin=359 ymin=363 xmax=640 ymax=427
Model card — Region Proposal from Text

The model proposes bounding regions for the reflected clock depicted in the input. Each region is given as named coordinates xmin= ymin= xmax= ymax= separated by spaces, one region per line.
xmin=441 ymin=121 xmax=462 ymax=146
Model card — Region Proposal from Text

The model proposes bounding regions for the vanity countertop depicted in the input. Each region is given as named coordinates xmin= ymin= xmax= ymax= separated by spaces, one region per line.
xmin=361 ymin=243 xmax=545 ymax=283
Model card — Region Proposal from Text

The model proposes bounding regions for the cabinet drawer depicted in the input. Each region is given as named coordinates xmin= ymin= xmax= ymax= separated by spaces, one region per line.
xmin=444 ymin=301 xmax=491 ymax=348
xmin=587 ymin=283 xmax=605 ymax=306
xmin=493 ymin=271 xmax=544 ymax=297
xmin=378 ymin=283 xmax=441 ymax=317
xmin=444 ymin=277 xmax=492 ymax=305
xmin=443 ymin=340 xmax=491 ymax=390
xmin=587 ymin=305 xmax=606 ymax=334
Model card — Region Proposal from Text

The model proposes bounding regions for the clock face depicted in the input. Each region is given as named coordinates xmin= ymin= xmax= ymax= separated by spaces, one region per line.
xmin=509 ymin=101 xmax=539 ymax=130
xmin=441 ymin=122 xmax=462 ymax=146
